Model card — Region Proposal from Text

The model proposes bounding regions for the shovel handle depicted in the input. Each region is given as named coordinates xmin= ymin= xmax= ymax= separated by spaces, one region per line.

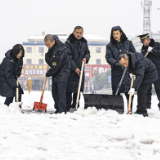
xmin=127 ymin=75 xmax=134 ymax=114
xmin=16 ymin=79 xmax=19 ymax=102
xmin=41 ymin=65 xmax=49 ymax=96
xmin=76 ymin=61 xmax=85 ymax=109
xmin=144 ymin=51 xmax=149 ymax=57
xmin=115 ymin=67 xmax=127 ymax=95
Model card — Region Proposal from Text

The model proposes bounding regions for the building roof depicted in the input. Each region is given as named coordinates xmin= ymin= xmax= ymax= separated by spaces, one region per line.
xmin=23 ymin=32 xmax=109 ymax=46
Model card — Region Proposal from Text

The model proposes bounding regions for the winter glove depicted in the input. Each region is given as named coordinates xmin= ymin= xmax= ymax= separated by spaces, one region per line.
xmin=128 ymin=88 xmax=135 ymax=96
xmin=129 ymin=73 xmax=135 ymax=79
xmin=114 ymin=63 xmax=122 ymax=68
xmin=45 ymin=72 xmax=52 ymax=77
xmin=14 ymin=85 xmax=19 ymax=89
xmin=148 ymin=46 xmax=153 ymax=52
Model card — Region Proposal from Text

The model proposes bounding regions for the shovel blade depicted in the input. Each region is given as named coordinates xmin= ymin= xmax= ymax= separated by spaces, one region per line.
xmin=83 ymin=94 xmax=124 ymax=113
xmin=33 ymin=102 xmax=47 ymax=112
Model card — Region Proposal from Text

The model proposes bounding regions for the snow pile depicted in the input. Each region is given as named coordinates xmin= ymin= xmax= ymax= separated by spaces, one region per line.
xmin=147 ymin=109 xmax=160 ymax=118
xmin=0 ymin=92 xmax=160 ymax=160
xmin=0 ymin=102 xmax=10 ymax=114
xmin=0 ymin=102 xmax=22 ymax=114
xmin=9 ymin=102 xmax=22 ymax=114
xmin=74 ymin=107 xmax=118 ymax=117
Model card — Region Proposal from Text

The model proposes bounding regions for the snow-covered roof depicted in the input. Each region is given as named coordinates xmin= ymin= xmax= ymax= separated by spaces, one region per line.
xmin=27 ymin=33 xmax=109 ymax=44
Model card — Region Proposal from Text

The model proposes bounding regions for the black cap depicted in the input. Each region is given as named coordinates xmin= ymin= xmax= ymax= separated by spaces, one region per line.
xmin=137 ymin=33 xmax=149 ymax=42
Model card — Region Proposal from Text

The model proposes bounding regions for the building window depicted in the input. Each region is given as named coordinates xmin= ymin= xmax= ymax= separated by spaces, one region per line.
xmin=26 ymin=47 xmax=32 ymax=53
xmin=39 ymin=47 xmax=44 ymax=53
xmin=26 ymin=59 xmax=32 ymax=64
xmin=96 ymin=47 xmax=101 ymax=53
xmin=84 ymin=66 xmax=89 ymax=71
xmin=96 ymin=59 xmax=101 ymax=64
xmin=39 ymin=59 xmax=44 ymax=64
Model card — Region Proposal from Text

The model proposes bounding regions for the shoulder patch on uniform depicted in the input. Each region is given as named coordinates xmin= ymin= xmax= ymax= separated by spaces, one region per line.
xmin=107 ymin=43 xmax=110 ymax=46
xmin=52 ymin=62 xmax=57 ymax=66
xmin=10 ymin=59 xmax=13 ymax=62
xmin=67 ymin=41 xmax=70 ymax=43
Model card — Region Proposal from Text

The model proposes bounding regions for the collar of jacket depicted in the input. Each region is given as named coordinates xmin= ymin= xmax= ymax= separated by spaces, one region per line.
xmin=67 ymin=33 xmax=87 ymax=43
xmin=128 ymin=52 xmax=139 ymax=70
xmin=128 ymin=52 xmax=144 ymax=72
xmin=149 ymin=38 xmax=155 ymax=47
xmin=49 ymin=44 xmax=55 ymax=51
xmin=53 ymin=35 xmax=66 ymax=52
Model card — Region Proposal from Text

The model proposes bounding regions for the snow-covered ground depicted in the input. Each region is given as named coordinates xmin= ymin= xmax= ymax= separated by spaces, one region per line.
xmin=0 ymin=91 xmax=160 ymax=160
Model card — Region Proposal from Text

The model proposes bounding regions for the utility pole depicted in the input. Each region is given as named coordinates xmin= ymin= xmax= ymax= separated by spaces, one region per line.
xmin=141 ymin=0 xmax=152 ymax=33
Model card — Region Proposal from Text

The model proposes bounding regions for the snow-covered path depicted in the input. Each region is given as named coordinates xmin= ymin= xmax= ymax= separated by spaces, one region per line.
xmin=0 ymin=91 xmax=160 ymax=160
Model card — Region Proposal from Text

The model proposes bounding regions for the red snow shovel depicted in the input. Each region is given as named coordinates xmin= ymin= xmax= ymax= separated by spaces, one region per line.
xmin=33 ymin=65 xmax=49 ymax=112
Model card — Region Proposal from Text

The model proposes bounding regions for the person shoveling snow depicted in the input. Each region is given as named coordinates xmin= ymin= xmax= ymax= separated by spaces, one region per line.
xmin=0 ymin=44 xmax=24 ymax=108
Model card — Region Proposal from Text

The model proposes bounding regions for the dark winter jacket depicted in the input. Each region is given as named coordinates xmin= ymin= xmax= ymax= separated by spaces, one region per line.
xmin=65 ymin=33 xmax=90 ymax=93
xmin=45 ymin=35 xmax=71 ymax=83
xmin=0 ymin=50 xmax=24 ymax=97
xmin=127 ymin=52 xmax=158 ymax=90
xmin=106 ymin=26 xmax=136 ymax=94
xmin=141 ymin=38 xmax=160 ymax=71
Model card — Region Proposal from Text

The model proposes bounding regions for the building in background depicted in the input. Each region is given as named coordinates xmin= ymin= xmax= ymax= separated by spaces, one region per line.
xmin=22 ymin=32 xmax=109 ymax=65
xmin=20 ymin=32 xmax=109 ymax=91
xmin=19 ymin=31 xmax=160 ymax=91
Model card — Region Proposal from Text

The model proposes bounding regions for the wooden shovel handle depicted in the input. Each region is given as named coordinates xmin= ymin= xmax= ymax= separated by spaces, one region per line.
xmin=76 ymin=61 xmax=85 ymax=103
xmin=16 ymin=79 xmax=19 ymax=102
xmin=127 ymin=75 xmax=135 ymax=114
xmin=144 ymin=51 xmax=149 ymax=57
xmin=41 ymin=65 xmax=49 ymax=96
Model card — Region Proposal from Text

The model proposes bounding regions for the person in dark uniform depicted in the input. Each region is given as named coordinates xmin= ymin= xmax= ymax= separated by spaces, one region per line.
xmin=119 ymin=52 xmax=158 ymax=117
xmin=65 ymin=26 xmax=90 ymax=111
xmin=138 ymin=33 xmax=160 ymax=109
xmin=0 ymin=44 xmax=24 ymax=107
xmin=44 ymin=34 xmax=71 ymax=114
xmin=106 ymin=26 xmax=136 ymax=100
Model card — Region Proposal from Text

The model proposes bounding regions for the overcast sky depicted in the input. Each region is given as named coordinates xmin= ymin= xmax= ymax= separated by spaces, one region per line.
xmin=0 ymin=0 xmax=160 ymax=61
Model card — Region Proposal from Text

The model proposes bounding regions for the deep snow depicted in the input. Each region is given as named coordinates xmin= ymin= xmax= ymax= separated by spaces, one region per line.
xmin=0 ymin=91 xmax=160 ymax=160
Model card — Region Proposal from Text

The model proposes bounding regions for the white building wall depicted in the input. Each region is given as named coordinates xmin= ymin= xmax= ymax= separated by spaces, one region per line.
xmin=88 ymin=46 xmax=107 ymax=64
xmin=23 ymin=45 xmax=108 ymax=65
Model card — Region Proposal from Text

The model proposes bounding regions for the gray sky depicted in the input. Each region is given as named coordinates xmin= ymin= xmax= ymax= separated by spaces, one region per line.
xmin=0 ymin=0 xmax=160 ymax=61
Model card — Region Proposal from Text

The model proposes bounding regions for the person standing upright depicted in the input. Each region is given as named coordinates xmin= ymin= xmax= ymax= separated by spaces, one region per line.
xmin=106 ymin=26 xmax=136 ymax=100
xmin=65 ymin=26 xmax=90 ymax=111
xmin=138 ymin=33 xmax=160 ymax=109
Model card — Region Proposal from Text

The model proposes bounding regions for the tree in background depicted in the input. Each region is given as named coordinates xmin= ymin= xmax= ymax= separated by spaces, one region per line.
xmin=92 ymin=68 xmax=111 ymax=90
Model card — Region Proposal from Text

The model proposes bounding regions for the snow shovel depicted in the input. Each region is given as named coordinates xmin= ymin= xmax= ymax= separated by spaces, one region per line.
xmin=33 ymin=65 xmax=49 ymax=112
xmin=127 ymin=75 xmax=135 ymax=114
xmin=83 ymin=67 xmax=128 ymax=114
xmin=75 ymin=61 xmax=85 ymax=110
xmin=15 ymin=79 xmax=23 ymax=109
xmin=16 ymin=79 xmax=19 ymax=102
